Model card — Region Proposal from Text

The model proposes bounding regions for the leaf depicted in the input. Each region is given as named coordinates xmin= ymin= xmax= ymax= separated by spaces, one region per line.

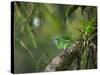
xmin=20 ymin=40 xmax=34 ymax=58
xmin=80 ymin=16 xmax=96 ymax=36
xmin=16 ymin=2 xmax=33 ymax=18
xmin=88 ymin=33 xmax=97 ymax=41
xmin=66 ymin=5 xmax=79 ymax=18
xmin=21 ymin=25 xmax=25 ymax=32
xmin=26 ymin=24 xmax=37 ymax=48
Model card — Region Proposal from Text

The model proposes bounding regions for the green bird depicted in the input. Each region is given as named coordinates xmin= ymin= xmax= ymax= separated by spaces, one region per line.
xmin=53 ymin=35 xmax=73 ymax=50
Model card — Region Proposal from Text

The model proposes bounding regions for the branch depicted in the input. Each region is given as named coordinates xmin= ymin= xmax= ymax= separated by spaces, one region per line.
xmin=44 ymin=41 xmax=81 ymax=72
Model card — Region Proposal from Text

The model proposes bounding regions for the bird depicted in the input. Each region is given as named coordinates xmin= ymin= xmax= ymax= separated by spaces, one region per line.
xmin=53 ymin=35 xmax=73 ymax=50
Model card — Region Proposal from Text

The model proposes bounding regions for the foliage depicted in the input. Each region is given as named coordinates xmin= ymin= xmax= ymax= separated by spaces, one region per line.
xmin=14 ymin=1 xmax=97 ymax=73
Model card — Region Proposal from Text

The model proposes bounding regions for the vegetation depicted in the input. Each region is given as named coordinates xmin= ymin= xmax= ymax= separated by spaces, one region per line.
xmin=13 ymin=2 xmax=97 ymax=73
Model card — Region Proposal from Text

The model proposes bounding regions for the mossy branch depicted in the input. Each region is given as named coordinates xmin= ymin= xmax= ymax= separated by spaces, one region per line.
xmin=44 ymin=41 xmax=81 ymax=72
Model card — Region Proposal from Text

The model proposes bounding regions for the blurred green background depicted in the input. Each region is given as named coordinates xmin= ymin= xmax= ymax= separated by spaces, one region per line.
xmin=13 ymin=2 xmax=91 ymax=73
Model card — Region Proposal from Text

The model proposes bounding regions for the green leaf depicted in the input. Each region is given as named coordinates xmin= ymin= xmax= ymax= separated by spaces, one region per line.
xmin=20 ymin=40 xmax=34 ymax=58
xmin=26 ymin=24 xmax=37 ymax=48
xmin=16 ymin=2 xmax=33 ymax=18
xmin=66 ymin=5 xmax=79 ymax=18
